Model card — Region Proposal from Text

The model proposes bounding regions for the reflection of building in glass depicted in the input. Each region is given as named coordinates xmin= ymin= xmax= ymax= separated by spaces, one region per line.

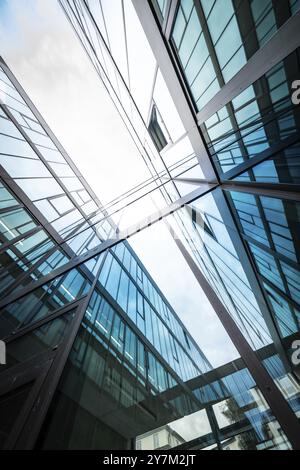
xmin=1 ymin=0 xmax=300 ymax=450
xmin=136 ymin=425 xmax=185 ymax=450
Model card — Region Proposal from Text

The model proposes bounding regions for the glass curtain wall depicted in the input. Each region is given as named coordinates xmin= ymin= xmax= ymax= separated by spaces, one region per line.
xmin=1 ymin=0 xmax=300 ymax=451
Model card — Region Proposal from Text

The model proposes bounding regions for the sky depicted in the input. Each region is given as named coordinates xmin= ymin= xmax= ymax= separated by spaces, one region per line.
xmin=0 ymin=0 xmax=239 ymax=366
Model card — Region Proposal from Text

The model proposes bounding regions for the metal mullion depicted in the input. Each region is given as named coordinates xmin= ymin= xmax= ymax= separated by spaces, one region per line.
xmin=282 ymin=198 xmax=300 ymax=262
xmin=206 ymin=405 xmax=222 ymax=450
xmin=5 ymin=212 xmax=102 ymax=282
xmin=68 ymin=303 xmax=110 ymax=406
xmin=173 ymin=5 xmax=190 ymax=51
xmin=0 ymin=236 xmax=55 ymax=285
xmin=222 ymin=181 xmax=300 ymax=201
xmin=83 ymin=0 xmax=140 ymax=127
xmin=0 ymin=164 xmax=66 ymax=247
xmin=3 ymin=230 xmax=53 ymax=264
xmin=72 ymin=3 xmax=188 ymax=216
xmin=254 ymin=96 xmax=285 ymax=164
xmin=3 ymin=299 xmax=82 ymax=343
xmin=261 ymin=275 xmax=300 ymax=316
xmin=0 ymin=226 xmax=41 ymax=255
xmin=13 ymin=219 xmax=92 ymax=275
xmin=0 ymin=88 xmax=27 ymax=108
xmin=78 ymin=0 xmax=120 ymax=98
xmin=97 ymin=151 xmax=198 ymax=215
xmin=40 ymin=203 xmax=74 ymax=221
xmin=192 ymin=1 xmax=225 ymax=94
xmin=220 ymin=133 xmax=300 ymax=182
xmin=164 ymin=0 xmax=178 ymax=39
xmin=8 ymin=175 xmax=73 ymax=181
xmin=0 ymin=175 xmax=55 ymax=242
xmin=176 ymin=187 xmax=278 ymax=348
xmin=57 ymin=216 xmax=87 ymax=241
xmin=93 ymin=0 xmax=111 ymax=79
xmin=65 ymin=224 xmax=93 ymax=254
xmin=15 ymin=277 xmax=66 ymax=331
xmin=82 ymin=314 xmax=144 ymax=404
xmin=206 ymin=97 xmax=297 ymax=155
xmin=209 ymin=96 xmax=297 ymax=160
xmin=273 ymin=0 xmax=291 ymax=28
xmin=250 ymin=197 xmax=300 ymax=322
xmin=189 ymin=54 xmax=217 ymax=100
xmin=15 ymin=257 xmax=91 ymax=331
xmin=0 ymin=243 xmax=68 ymax=299
xmin=251 ymin=71 xmax=296 ymax=181
xmin=0 ymin=203 xmax=21 ymax=214
xmin=0 ymin=172 xmax=105 ymax=283
xmin=191 ymin=231 xmax=257 ymax=349
xmin=173 ymin=180 xmax=300 ymax=199
xmin=187 ymin=344 xmax=277 ymax=392
xmin=233 ymin=0 xmax=258 ymax=60
xmin=241 ymin=190 xmax=295 ymax=294
xmin=121 ymin=0 xmax=131 ymax=92
xmin=219 ymin=101 xmax=250 ymax=175
xmin=240 ymin=232 xmax=300 ymax=272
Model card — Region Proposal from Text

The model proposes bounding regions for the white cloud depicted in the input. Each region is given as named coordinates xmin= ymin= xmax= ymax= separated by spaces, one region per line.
xmin=0 ymin=0 xmax=149 ymax=205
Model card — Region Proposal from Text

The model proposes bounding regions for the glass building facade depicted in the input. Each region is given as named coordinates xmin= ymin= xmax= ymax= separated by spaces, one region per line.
xmin=1 ymin=0 xmax=300 ymax=451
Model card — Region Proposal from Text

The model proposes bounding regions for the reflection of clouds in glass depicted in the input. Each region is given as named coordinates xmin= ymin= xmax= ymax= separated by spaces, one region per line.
xmin=169 ymin=409 xmax=211 ymax=442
